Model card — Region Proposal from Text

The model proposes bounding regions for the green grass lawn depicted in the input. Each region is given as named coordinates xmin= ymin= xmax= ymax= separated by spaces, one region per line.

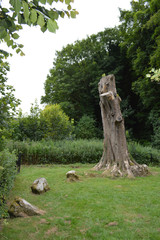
xmin=1 ymin=164 xmax=160 ymax=240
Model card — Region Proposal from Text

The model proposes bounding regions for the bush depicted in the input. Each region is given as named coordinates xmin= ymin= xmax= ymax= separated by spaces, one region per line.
xmin=148 ymin=110 xmax=160 ymax=149
xmin=128 ymin=141 xmax=160 ymax=165
xmin=151 ymin=126 xmax=160 ymax=149
xmin=11 ymin=103 xmax=74 ymax=141
xmin=6 ymin=139 xmax=103 ymax=165
xmin=6 ymin=139 xmax=160 ymax=166
xmin=0 ymin=149 xmax=17 ymax=218
xmin=75 ymin=115 xmax=99 ymax=139
xmin=41 ymin=104 xmax=74 ymax=140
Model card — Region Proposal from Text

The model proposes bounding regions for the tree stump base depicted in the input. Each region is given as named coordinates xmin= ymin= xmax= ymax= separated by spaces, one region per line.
xmin=94 ymin=163 xmax=150 ymax=178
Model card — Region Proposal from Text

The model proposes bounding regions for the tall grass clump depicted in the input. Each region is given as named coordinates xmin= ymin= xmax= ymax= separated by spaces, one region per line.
xmin=6 ymin=139 xmax=160 ymax=166
xmin=6 ymin=139 xmax=103 ymax=165
xmin=128 ymin=141 xmax=160 ymax=165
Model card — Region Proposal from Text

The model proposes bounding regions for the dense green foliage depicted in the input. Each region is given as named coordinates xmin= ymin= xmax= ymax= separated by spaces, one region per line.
xmin=6 ymin=139 xmax=160 ymax=166
xmin=11 ymin=102 xmax=74 ymax=141
xmin=6 ymin=139 xmax=103 ymax=164
xmin=41 ymin=28 xmax=135 ymax=132
xmin=11 ymin=102 xmax=45 ymax=141
xmin=41 ymin=0 xmax=160 ymax=147
xmin=0 ymin=149 xmax=17 ymax=218
xmin=74 ymin=115 xmax=101 ymax=139
xmin=1 ymin=165 xmax=160 ymax=239
xmin=119 ymin=0 xmax=160 ymax=141
xmin=128 ymin=141 xmax=160 ymax=165
xmin=0 ymin=60 xmax=20 ymax=150
xmin=41 ymin=104 xmax=74 ymax=140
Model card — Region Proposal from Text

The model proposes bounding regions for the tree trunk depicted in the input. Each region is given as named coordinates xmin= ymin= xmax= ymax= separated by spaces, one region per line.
xmin=94 ymin=74 xmax=149 ymax=177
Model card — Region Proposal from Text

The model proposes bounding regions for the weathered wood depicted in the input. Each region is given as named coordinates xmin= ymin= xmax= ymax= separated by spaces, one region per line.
xmin=94 ymin=74 xmax=149 ymax=177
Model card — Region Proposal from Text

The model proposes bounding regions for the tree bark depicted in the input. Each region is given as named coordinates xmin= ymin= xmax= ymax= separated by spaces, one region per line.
xmin=94 ymin=74 xmax=149 ymax=177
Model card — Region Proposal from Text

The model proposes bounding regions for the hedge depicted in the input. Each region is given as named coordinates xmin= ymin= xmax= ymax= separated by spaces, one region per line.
xmin=6 ymin=139 xmax=160 ymax=166
xmin=0 ymin=149 xmax=17 ymax=218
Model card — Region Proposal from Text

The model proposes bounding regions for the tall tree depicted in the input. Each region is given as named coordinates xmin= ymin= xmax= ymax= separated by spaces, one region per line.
xmin=119 ymin=0 xmax=160 ymax=140
xmin=0 ymin=59 xmax=20 ymax=150
xmin=41 ymin=27 xmax=135 ymax=130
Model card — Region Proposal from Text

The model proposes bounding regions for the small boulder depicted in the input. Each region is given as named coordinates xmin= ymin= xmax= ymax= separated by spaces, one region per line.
xmin=31 ymin=177 xmax=50 ymax=194
xmin=66 ymin=170 xmax=79 ymax=182
xmin=8 ymin=197 xmax=45 ymax=217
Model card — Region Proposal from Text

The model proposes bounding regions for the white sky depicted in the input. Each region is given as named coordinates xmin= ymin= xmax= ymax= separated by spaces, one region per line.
xmin=3 ymin=0 xmax=131 ymax=114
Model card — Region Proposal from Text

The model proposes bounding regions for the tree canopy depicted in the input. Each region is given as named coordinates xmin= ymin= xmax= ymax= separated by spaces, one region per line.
xmin=119 ymin=0 xmax=160 ymax=141
xmin=0 ymin=59 xmax=20 ymax=150
xmin=119 ymin=0 xmax=160 ymax=110
xmin=41 ymin=27 xmax=135 ymax=127
xmin=41 ymin=0 xmax=160 ymax=144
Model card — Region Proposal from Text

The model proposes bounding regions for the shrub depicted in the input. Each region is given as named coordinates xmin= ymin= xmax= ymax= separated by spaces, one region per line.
xmin=151 ymin=126 xmax=160 ymax=149
xmin=0 ymin=149 xmax=17 ymax=218
xmin=75 ymin=115 xmax=99 ymax=139
xmin=148 ymin=110 xmax=160 ymax=149
xmin=11 ymin=103 xmax=74 ymax=141
xmin=128 ymin=141 xmax=160 ymax=165
xmin=6 ymin=139 xmax=103 ymax=165
xmin=11 ymin=102 xmax=46 ymax=141
xmin=6 ymin=139 xmax=160 ymax=166
xmin=40 ymin=104 xmax=74 ymax=140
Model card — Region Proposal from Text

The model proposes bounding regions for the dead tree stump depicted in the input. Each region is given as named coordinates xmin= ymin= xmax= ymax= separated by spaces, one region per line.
xmin=93 ymin=74 xmax=150 ymax=177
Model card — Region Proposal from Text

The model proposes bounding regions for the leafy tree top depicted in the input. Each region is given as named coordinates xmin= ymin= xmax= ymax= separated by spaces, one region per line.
xmin=0 ymin=0 xmax=78 ymax=58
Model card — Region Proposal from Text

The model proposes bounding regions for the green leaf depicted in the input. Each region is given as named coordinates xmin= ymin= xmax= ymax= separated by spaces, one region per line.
xmin=13 ymin=0 xmax=22 ymax=15
xmin=12 ymin=33 xmax=19 ymax=39
xmin=67 ymin=5 xmax=71 ymax=10
xmin=16 ymin=48 xmax=21 ymax=54
xmin=12 ymin=44 xmax=17 ymax=49
xmin=49 ymin=10 xmax=59 ymax=20
xmin=19 ymin=44 xmax=24 ymax=48
xmin=30 ymin=9 xmax=37 ymax=23
xmin=7 ymin=39 xmax=13 ymax=47
xmin=22 ymin=1 xmax=30 ymax=22
xmin=47 ymin=0 xmax=54 ymax=4
xmin=20 ymin=51 xmax=25 ymax=56
xmin=65 ymin=0 xmax=71 ymax=4
xmin=37 ymin=14 xmax=45 ymax=27
xmin=39 ymin=0 xmax=46 ymax=4
xmin=2 ymin=8 xmax=9 ymax=13
xmin=4 ymin=34 xmax=10 ymax=43
xmin=66 ymin=11 xmax=70 ymax=18
xmin=41 ymin=25 xmax=47 ymax=33
xmin=0 ymin=28 xmax=7 ymax=39
xmin=47 ymin=19 xmax=58 ymax=33
xmin=60 ymin=12 xmax=65 ymax=18
xmin=18 ymin=13 xmax=22 ymax=24
xmin=70 ymin=11 xmax=76 ymax=18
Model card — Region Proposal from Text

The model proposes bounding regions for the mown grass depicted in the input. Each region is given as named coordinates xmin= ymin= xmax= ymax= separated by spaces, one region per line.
xmin=1 ymin=164 xmax=160 ymax=240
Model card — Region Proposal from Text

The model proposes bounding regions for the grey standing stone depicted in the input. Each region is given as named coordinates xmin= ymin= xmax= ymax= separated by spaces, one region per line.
xmin=31 ymin=177 xmax=50 ymax=194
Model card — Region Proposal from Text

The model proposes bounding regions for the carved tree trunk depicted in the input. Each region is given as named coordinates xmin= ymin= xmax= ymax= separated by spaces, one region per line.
xmin=94 ymin=74 xmax=149 ymax=177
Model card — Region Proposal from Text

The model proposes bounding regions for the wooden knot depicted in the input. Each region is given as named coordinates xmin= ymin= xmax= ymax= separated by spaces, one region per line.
xmin=116 ymin=115 xmax=122 ymax=123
